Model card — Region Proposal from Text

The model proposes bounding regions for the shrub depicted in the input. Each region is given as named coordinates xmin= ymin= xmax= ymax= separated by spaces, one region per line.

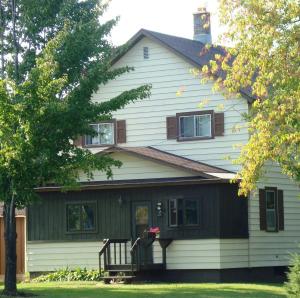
xmin=285 ymin=254 xmax=300 ymax=297
xmin=33 ymin=267 xmax=102 ymax=282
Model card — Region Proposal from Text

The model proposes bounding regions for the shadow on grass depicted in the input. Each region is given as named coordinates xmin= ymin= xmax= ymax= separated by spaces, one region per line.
xmin=11 ymin=283 xmax=286 ymax=298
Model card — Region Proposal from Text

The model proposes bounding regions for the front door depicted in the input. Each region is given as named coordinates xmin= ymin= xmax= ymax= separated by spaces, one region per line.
xmin=132 ymin=201 xmax=153 ymax=265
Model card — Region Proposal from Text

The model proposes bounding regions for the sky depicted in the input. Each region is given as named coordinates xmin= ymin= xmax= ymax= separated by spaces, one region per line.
xmin=102 ymin=0 xmax=221 ymax=46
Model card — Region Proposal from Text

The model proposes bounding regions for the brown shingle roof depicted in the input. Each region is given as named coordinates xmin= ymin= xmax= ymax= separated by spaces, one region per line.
xmin=102 ymin=146 xmax=234 ymax=179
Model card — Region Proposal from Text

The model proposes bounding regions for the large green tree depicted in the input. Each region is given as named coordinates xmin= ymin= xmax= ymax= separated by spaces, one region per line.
xmin=203 ymin=0 xmax=300 ymax=195
xmin=0 ymin=0 xmax=150 ymax=295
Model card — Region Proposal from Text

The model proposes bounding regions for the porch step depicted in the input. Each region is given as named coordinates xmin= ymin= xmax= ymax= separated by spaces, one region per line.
xmin=108 ymin=269 xmax=134 ymax=273
xmin=107 ymin=264 xmax=137 ymax=271
xmin=102 ymin=275 xmax=136 ymax=284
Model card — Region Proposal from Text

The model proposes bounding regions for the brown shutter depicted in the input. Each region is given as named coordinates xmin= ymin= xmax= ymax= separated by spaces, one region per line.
xmin=167 ymin=116 xmax=177 ymax=139
xmin=278 ymin=189 xmax=284 ymax=231
xmin=214 ymin=112 xmax=224 ymax=136
xmin=117 ymin=120 xmax=126 ymax=143
xmin=259 ymin=189 xmax=266 ymax=231
xmin=74 ymin=136 xmax=84 ymax=147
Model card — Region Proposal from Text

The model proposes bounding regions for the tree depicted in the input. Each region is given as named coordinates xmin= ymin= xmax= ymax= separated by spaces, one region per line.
xmin=203 ymin=0 xmax=300 ymax=195
xmin=0 ymin=0 xmax=150 ymax=295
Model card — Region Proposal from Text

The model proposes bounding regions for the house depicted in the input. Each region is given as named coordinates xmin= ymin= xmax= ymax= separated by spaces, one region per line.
xmin=0 ymin=204 xmax=26 ymax=281
xmin=26 ymin=8 xmax=299 ymax=282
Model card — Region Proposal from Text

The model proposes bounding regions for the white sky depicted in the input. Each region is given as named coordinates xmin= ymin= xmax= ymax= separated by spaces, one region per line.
xmin=102 ymin=0 xmax=221 ymax=46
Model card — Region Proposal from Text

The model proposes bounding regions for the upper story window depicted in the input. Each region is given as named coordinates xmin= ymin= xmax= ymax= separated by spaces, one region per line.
xmin=177 ymin=111 xmax=213 ymax=141
xmin=143 ymin=47 xmax=149 ymax=59
xmin=85 ymin=122 xmax=115 ymax=146
xmin=66 ymin=202 xmax=96 ymax=233
xmin=169 ymin=198 xmax=199 ymax=227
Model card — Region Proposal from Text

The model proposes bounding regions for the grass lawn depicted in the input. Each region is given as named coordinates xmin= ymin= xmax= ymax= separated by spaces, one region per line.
xmin=0 ymin=282 xmax=287 ymax=298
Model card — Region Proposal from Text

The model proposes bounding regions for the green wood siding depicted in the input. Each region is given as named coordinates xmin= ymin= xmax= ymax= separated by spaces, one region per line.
xmin=28 ymin=183 xmax=248 ymax=241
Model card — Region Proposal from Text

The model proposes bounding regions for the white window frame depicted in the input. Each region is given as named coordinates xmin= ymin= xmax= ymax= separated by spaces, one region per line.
xmin=265 ymin=190 xmax=277 ymax=232
xmin=179 ymin=113 xmax=212 ymax=139
xmin=85 ymin=122 xmax=115 ymax=146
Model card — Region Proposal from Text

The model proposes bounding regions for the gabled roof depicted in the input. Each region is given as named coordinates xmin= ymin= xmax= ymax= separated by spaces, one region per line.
xmin=102 ymin=146 xmax=236 ymax=180
xmin=112 ymin=29 xmax=254 ymax=102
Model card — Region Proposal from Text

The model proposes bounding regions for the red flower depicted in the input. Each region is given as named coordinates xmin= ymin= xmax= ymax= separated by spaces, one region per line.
xmin=149 ymin=227 xmax=160 ymax=234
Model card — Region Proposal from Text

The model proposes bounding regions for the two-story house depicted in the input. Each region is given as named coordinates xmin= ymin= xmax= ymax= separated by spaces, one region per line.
xmin=26 ymin=9 xmax=300 ymax=282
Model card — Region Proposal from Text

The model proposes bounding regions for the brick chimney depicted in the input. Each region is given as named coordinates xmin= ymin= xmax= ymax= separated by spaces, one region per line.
xmin=193 ymin=5 xmax=212 ymax=44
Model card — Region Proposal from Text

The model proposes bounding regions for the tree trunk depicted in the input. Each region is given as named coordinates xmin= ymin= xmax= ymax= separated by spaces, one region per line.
xmin=0 ymin=0 xmax=5 ymax=78
xmin=3 ymin=199 xmax=17 ymax=296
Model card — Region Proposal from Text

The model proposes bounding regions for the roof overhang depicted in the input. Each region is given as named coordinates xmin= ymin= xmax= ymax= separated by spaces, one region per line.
xmin=36 ymin=176 xmax=237 ymax=192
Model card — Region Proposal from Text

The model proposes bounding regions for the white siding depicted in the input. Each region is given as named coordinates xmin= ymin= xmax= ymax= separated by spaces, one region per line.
xmin=154 ymin=239 xmax=249 ymax=270
xmin=92 ymin=37 xmax=249 ymax=173
xmin=79 ymin=152 xmax=196 ymax=182
xmin=248 ymin=164 xmax=300 ymax=267
xmin=27 ymin=242 xmax=100 ymax=272
xmin=27 ymin=241 xmax=132 ymax=272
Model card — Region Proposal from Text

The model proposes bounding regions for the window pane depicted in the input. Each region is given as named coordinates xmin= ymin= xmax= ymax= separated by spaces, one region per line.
xmin=195 ymin=114 xmax=211 ymax=137
xmin=178 ymin=199 xmax=184 ymax=225
xmin=99 ymin=123 xmax=114 ymax=144
xmin=180 ymin=116 xmax=194 ymax=138
xmin=185 ymin=200 xmax=198 ymax=225
xmin=266 ymin=191 xmax=275 ymax=209
xmin=135 ymin=206 xmax=148 ymax=225
xmin=67 ymin=205 xmax=81 ymax=232
xmin=266 ymin=210 xmax=276 ymax=231
xmin=86 ymin=124 xmax=99 ymax=145
xmin=82 ymin=204 xmax=95 ymax=231
xmin=169 ymin=200 xmax=177 ymax=226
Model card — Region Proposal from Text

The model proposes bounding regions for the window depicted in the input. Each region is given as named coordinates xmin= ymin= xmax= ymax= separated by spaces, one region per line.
xmin=259 ymin=187 xmax=284 ymax=232
xmin=177 ymin=111 xmax=213 ymax=140
xmin=169 ymin=198 xmax=199 ymax=227
xmin=66 ymin=202 xmax=96 ymax=233
xmin=143 ymin=47 xmax=149 ymax=59
xmin=85 ymin=122 xmax=114 ymax=146
xmin=266 ymin=190 xmax=277 ymax=232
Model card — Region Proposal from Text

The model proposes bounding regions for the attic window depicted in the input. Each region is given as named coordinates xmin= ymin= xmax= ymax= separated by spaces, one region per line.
xmin=143 ymin=47 xmax=149 ymax=59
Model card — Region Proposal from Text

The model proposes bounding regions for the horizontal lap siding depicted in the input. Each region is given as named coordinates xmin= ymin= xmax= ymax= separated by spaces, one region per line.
xmin=27 ymin=242 xmax=100 ymax=272
xmin=27 ymin=241 xmax=132 ymax=272
xmin=249 ymin=164 xmax=300 ymax=267
xmin=91 ymin=37 xmax=249 ymax=174
xmin=79 ymin=152 xmax=196 ymax=182
xmin=154 ymin=239 xmax=249 ymax=270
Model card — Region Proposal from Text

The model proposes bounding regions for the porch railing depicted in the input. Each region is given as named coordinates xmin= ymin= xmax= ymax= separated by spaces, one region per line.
xmin=99 ymin=238 xmax=130 ymax=275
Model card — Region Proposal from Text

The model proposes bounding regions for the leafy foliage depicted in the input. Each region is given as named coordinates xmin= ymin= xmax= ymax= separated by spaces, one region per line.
xmin=33 ymin=268 xmax=102 ymax=282
xmin=285 ymin=253 xmax=300 ymax=298
xmin=203 ymin=0 xmax=300 ymax=195
xmin=0 ymin=0 xmax=150 ymax=294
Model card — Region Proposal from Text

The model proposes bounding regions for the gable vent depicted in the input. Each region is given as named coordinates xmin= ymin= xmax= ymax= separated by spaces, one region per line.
xmin=143 ymin=47 xmax=149 ymax=59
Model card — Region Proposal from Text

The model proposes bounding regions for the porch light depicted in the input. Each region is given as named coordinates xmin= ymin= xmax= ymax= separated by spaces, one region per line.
xmin=156 ymin=202 xmax=163 ymax=216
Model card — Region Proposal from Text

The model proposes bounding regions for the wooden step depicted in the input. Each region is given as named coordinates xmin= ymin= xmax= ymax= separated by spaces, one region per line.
xmin=107 ymin=269 xmax=134 ymax=273
xmin=102 ymin=275 xmax=135 ymax=284
xmin=107 ymin=264 xmax=137 ymax=271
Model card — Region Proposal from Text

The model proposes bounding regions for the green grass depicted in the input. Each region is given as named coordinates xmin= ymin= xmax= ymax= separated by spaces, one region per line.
xmin=0 ymin=282 xmax=287 ymax=297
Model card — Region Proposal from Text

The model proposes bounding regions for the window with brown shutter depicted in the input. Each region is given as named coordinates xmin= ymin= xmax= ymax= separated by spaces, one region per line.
xmin=116 ymin=120 xmax=126 ymax=143
xmin=166 ymin=116 xmax=177 ymax=139
xmin=169 ymin=110 xmax=225 ymax=142
xmin=214 ymin=112 xmax=224 ymax=136
xmin=259 ymin=187 xmax=284 ymax=232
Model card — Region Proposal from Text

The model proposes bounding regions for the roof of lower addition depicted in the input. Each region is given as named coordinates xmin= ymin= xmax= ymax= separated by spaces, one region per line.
xmin=111 ymin=29 xmax=254 ymax=103
xmin=101 ymin=146 xmax=236 ymax=180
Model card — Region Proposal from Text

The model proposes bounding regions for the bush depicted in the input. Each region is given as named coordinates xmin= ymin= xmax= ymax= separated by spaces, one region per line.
xmin=285 ymin=254 xmax=300 ymax=297
xmin=33 ymin=267 xmax=102 ymax=282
